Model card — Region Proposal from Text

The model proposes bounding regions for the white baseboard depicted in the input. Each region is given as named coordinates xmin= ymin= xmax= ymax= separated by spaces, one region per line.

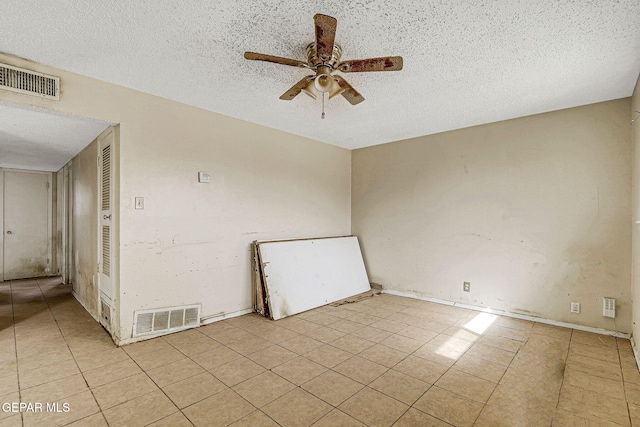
xmin=201 ymin=308 xmax=255 ymax=325
xmin=382 ymin=289 xmax=631 ymax=339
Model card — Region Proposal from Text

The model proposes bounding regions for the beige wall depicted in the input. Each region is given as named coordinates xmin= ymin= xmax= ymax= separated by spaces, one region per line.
xmin=353 ymin=99 xmax=632 ymax=332
xmin=0 ymin=53 xmax=352 ymax=344
xmin=632 ymin=75 xmax=640 ymax=343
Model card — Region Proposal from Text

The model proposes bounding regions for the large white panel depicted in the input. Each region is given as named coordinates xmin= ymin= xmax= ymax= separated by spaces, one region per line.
xmin=258 ymin=236 xmax=370 ymax=320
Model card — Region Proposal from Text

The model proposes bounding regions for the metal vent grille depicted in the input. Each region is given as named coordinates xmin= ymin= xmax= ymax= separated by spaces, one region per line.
xmin=133 ymin=304 xmax=201 ymax=338
xmin=0 ymin=63 xmax=59 ymax=99
xmin=102 ymin=226 xmax=110 ymax=276
xmin=100 ymin=298 xmax=112 ymax=331
xmin=101 ymin=145 xmax=111 ymax=210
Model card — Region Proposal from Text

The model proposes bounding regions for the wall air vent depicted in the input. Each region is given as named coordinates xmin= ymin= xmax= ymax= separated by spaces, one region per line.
xmin=132 ymin=304 xmax=201 ymax=338
xmin=0 ymin=63 xmax=60 ymax=100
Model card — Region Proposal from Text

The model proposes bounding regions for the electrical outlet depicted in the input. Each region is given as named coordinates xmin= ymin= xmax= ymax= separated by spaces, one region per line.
xmin=463 ymin=282 xmax=470 ymax=292
xmin=570 ymin=302 xmax=580 ymax=314
xmin=603 ymin=297 xmax=615 ymax=318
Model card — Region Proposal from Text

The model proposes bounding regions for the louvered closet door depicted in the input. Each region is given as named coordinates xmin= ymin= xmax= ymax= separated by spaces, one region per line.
xmin=98 ymin=130 xmax=114 ymax=301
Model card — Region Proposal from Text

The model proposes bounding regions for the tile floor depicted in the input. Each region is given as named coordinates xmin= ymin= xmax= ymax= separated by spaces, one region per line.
xmin=1 ymin=277 xmax=639 ymax=426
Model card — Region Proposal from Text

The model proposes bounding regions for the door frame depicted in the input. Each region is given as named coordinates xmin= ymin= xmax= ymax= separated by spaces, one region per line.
xmin=96 ymin=126 xmax=119 ymax=336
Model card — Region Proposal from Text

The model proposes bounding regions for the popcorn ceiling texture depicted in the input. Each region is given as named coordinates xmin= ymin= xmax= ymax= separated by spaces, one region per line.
xmin=0 ymin=0 xmax=639 ymax=149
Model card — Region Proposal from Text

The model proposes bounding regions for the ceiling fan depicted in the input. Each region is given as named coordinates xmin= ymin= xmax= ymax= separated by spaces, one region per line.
xmin=244 ymin=14 xmax=403 ymax=117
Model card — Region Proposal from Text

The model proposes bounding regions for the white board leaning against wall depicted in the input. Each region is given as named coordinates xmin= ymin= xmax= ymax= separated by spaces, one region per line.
xmin=254 ymin=236 xmax=371 ymax=320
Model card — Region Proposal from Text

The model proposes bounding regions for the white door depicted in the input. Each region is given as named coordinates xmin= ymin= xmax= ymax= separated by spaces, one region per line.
xmin=98 ymin=130 xmax=114 ymax=329
xmin=3 ymin=170 xmax=52 ymax=280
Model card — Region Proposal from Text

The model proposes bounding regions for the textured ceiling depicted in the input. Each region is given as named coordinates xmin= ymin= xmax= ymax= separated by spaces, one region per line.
xmin=0 ymin=1 xmax=639 ymax=150
xmin=0 ymin=102 xmax=113 ymax=171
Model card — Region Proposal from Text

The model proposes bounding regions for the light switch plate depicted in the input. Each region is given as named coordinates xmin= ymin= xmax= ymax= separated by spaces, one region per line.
xmin=135 ymin=197 xmax=144 ymax=210
xmin=198 ymin=172 xmax=211 ymax=183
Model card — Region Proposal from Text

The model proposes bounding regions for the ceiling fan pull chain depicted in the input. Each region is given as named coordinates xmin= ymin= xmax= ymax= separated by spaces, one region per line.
xmin=321 ymin=92 xmax=326 ymax=119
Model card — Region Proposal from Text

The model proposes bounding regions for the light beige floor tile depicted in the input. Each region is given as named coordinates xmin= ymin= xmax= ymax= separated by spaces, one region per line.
xmin=21 ymin=373 xmax=87 ymax=403
xmin=379 ymin=334 xmax=424 ymax=353
xmin=412 ymin=342 xmax=460 ymax=367
xmin=145 ymin=357 xmax=205 ymax=387
xmin=486 ymin=324 xmax=529 ymax=342
xmin=232 ymin=371 xmax=296 ymax=408
xmin=493 ymin=317 xmax=534 ymax=331
xmin=393 ymin=355 xmax=448 ymax=384
xmin=565 ymin=352 xmax=622 ymax=381
xmin=571 ymin=330 xmax=617 ymax=349
xmin=19 ymin=359 xmax=80 ymax=389
xmin=229 ymin=410 xmax=280 ymax=427
xmin=209 ymin=356 xmax=265 ymax=386
xmin=334 ymin=355 xmax=388 ymax=384
xmin=569 ymin=342 xmax=619 ymax=363
xmin=92 ymin=372 xmax=158 ymax=409
xmin=435 ymin=369 xmax=496 ymax=403
xmin=452 ymin=355 xmax=507 ymax=383
xmin=414 ymin=386 xmax=483 ymax=427
xmin=0 ymin=392 xmax=20 ymax=421
xmin=329 ymin=319 xmax=366 ymax=334
xmin=551 ymin=408 xmax=622 ymax=427
xmin=22 ymin=389 xmax=100 ymax=427
xmin=531 ymin=322 xmax=572 ymax=340
xmin=73 ymin=347 xmax=130 ymax=372
xmin=563 ymin=368 xmax=625 ymax=399
xmin=259 ymin=326 xmax=299 ymax=344
xmin=359 ymin=343 xmax=407 ymax=368
xmin=81 ymin=358 xmax=142 ymax=388
xmin=556 ymin=383 xmax=629 ymax=426
xmin=64 ymin=412 xmax=108 ymax=427
xmin=306 ymin=325 xmax=347 ymax=343
xmin=162 ymin=372 xmax=227 ymax=409
xmin=279 ymin=335 xmax=325 ymax=355
xmin=121 ymin=337 xmax=172 ymax=359
xmin=246 ymin=344 xmax=298 ymax=369
xmin=263 ymin=388 xmax=332 ymax=427
xmin=465 ymin=342 xmax=516 ymax=366
xmin=369 ymin=369 xmax=430 ymax=405
xmin=102 ymin=389 xmax=178 ymax=427
xmin=302 ymin=370 xmax=364 ymax=406
xmin=626 ymin=382 xmax=640 ymax=406
xmin=190 ymin=346 xmax=243 ymax=370
xmin=312 ymin=409 xmax=366 ymax=427
xmin=0 ymin=373 xmax=17 ymax=397
xmin=168 ymin=336 xmax=221 ymax=357
xmin=227 ymin=335 xmax=273 ymax=355
xmin=304 ymin=344 xmax=352 ymax=368
xmin=305 ymin=312 xmax=340 ymax=326
xmin=392 ymin=408 xmax=452 ymax=427
xmin=127 ymin=346 xmax=185 ymax=371
xmin=350 ymin=326 xmax=393 ymax=343
xmin=183 ymin=388 xmax=255 ymax=427
xmin=147 ymin=411 xmax=194 ymax=427
xmin=329 ymin=334 xmax=374 ymax=354
xmin=339 ymin=387 xmax=408 ymax=427
xmin=204 ymin=326 xmax=255 ymax=345
xmin=271 ymin=356 xmax=327 ymax=385
xmin=0 ymin=414 xmax=22 ymax=427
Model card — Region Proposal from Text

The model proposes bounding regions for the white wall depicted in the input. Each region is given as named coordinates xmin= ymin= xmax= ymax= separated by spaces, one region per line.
xmin=632 ymin=75 xmax=640 ymax=343
xmin=353 ymin=99 xmax=632 ymax=332
xmin=0 ymin=53 xmax=351 ymax=344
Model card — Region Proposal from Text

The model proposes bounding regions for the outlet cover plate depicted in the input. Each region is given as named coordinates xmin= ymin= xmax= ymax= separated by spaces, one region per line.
xmin=570 ymin=302 xmax=580 ymax=314
xmin=463 ymin=282 xmax=470 ymax=292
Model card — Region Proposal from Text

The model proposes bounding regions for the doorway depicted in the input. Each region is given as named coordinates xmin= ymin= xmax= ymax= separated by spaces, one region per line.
xmin=1 ymin=169 xmax=52 ymax=281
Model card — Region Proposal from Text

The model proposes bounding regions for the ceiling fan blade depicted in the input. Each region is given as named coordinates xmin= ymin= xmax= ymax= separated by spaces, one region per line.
xmin=244 ymin=52 xmax=308 ymax=68
xmin=314 ymin=14 xmax=337 ymax=62
xmin=337 ymin=56 xmax=403 ymax=73
xmin=279 ymin=75 xmax=315 ymax=100
xmin=333 ymin=75 xmax=364 ymax=105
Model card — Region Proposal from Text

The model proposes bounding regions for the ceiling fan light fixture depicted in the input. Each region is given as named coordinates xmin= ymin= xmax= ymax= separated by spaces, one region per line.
xmin=328 ymin=78 xmax=345 ymax=99
xmin=301 ymin=80 xmax=319 ymax=99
